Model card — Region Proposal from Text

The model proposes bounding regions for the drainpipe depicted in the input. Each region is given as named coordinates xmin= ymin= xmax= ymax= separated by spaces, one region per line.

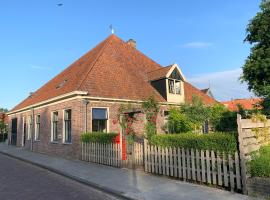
xmin=31 ymin=107 xmax=34 ymax=151
xmin=82 ymin=99 xmax=89 ymax=132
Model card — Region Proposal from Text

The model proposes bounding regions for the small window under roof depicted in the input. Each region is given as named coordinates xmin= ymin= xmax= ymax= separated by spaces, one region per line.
xmin=169 ymin=68 xmax=181 ymax=80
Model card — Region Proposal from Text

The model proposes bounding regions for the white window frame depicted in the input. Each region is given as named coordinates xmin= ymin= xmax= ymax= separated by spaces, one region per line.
xmin=168 ymin=78 xmax=181 ymax=95
xmin=22 ymin=116 xmax=25 ymax=146
xmin=27 ymin=115 xmax=32 ymax=140
xmin=63 ymin=109 xmax=72 ymax=144
xmin=51 ymin=111 xmax=59 ymax=142
xmin=91 ymin=107 xmax=109 ymax=133
xmin=35 ymin=114 xmax=41 ymax=141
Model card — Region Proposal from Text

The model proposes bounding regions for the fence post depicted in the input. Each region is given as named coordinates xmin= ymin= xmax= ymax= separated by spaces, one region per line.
xmin=237 ymin=114 xmax=248 ymax=194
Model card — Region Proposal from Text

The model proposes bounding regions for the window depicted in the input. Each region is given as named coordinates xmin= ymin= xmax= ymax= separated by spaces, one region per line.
xmin=168 ymin=79 xmax=181 ymax=94
xmin=52 ymin=112 xmax=58 ymax=142
xmin=64 ymin=109 xmax=72 ymax=143
xmin=175 ymin=81 xmax=181 ymax=94
xmin=168 ymin=80 xmax=175 ymax=94
xmin=92 ymin=108 xmax=108 ymax=132
xmin=35 ymin=115 xmax=41 ymax=140
xmin=27 ymin=116 xmax=33 ymax=140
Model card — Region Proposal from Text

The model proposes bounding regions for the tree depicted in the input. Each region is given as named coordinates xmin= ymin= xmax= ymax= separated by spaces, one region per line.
xmin=181 ymin=96 xmax=211 ymax=130
xmin=167 ymin=108 xmax=194 ymax=133
xmin=0 ymin=108 xmax=8 ymax=113
xmin=241 ymin=0 xmax=270 ymax=97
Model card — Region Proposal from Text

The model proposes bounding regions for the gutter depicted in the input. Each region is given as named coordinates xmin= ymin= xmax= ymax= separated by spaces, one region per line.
xmin=7 ymin=91 xmax=88 ymax=115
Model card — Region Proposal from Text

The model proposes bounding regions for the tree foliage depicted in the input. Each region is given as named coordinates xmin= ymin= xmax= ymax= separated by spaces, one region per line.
xmin=0 ymin=108 xmax=8 ymax=113
xmin=180 ymin=96 xmax=211 ymax=130
xmin=142 ymin=96 xmax=160 ymax=139
xmin=241 ymin=0 xmax=270 ymax=97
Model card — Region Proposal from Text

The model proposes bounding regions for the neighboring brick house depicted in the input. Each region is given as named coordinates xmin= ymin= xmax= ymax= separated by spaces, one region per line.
xmin=7 ymin=34 xmax=216 ymax=159
xmin=221 ymin=98 xmax=262 ymax=111
xmin=201 ymin=88 xmax=215 ymax=99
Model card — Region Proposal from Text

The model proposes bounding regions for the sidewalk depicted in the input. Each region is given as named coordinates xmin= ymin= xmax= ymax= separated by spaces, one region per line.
xmin=0 ymin=144 xmax=257 ymax=200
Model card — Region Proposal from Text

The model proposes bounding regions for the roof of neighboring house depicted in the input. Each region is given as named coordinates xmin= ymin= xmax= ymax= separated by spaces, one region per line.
xmin=221 ymin=98 xmax=262 ymax=111
xmin=11 ymin=34 xmax=216 ymax=112
xmin=200 ymin=88 xmax=214 ymax=99
xmin=201 ymin=88 xmax=209 ymax=94
xmin=184 ymin=83 xmax=217 ymax=105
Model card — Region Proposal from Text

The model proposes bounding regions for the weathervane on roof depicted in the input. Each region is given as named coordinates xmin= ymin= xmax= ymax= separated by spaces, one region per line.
xmin=109 ymin=24 xmax=114 ymax=34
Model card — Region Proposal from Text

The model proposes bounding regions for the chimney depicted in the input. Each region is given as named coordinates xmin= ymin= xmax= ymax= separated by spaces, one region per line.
xmin=126 ymin=39 xmax=136 ymax=48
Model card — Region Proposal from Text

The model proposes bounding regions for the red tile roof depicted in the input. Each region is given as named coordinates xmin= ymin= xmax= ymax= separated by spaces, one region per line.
xmin=147 ymin=65 xmax=173 ymax=81
xmin=184 ymin=83 xmax=217 ymax=105
xmin=221 ymin=98 xmax=262 ymax=111
xmin=12 ymin=34 xmax=216 ymax=111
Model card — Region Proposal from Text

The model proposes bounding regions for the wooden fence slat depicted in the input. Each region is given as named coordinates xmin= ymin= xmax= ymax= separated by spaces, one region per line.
xmin=223 ymin=152 xmax=229 ymax=187
xmin=155 ymin=146 xmax=158 ymax=173
xmin=201 ymin=150 xmax=206 ymax=183
xmin=217 ymin=152 xmax=223 ymax=186
xmin=144 ymin=140 xmax=148 ymax=172
xmin=148 ymin=143 xmax=151 ymax=172
xmin=151 ymin=145 xmax=155 ymax=173
xmin=206 ymin=150 xmax=211 ymax=184
xmin=162 ymin=148 xmax=166 ymax=175
xmin=235 ymin=152 xmax=241 ymax=190
xmin=191 ymin=149 xmax=196 ymax=181
xmin=211 ymin=150 xmax=217 ymax=185
xmin=182 ymin=148 xmax=186 ymax=180
xmin=229 ymin=154 xmax=235 ymax=191
xmin=186 ymin=149 xmax=191 ymax=180
xmin=158 ymin=146 xmax=162 ymax=174
xmin=195 ymin=150 xmax=201 ymax=182
xmin=169 ymin=147 xmax=173 ymax=177
xmin=178 ymin=148 xmax=182 ymax=178
xmin=166 ymin=147 xmax=170 ymax=176
xmin=173 ymin=148 xmax=178 ymax=178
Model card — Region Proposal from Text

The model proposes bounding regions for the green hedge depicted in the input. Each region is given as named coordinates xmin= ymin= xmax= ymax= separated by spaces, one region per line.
xmin=249 ymin=145 xmax=270 ymax=177
xmin=149 ymin=132 xmax=237 ymax=153
xmin=81 ymin=132 xmax=118 ymax=143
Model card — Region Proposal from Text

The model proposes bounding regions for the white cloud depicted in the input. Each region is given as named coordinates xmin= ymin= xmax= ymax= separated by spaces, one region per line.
xmin=187 ymin=68 xmax=256 ymax=101
xmin=182 ymin=42 xmax=213 ymax=49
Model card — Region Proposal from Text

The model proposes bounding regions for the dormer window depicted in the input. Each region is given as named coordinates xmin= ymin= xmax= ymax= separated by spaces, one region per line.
xmin=168 ymin=68 xmax=182 ymax=94
xmin=168 ymin=79 xmax=181 ymax=94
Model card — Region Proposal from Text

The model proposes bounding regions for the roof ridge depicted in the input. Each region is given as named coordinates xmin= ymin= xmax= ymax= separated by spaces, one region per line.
xmin=77 ymin=35 xmax=113 ymax=90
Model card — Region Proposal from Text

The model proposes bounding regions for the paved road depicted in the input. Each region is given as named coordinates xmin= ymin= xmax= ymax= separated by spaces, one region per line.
xmin=0 ymin=154 xmax=119 ymax=200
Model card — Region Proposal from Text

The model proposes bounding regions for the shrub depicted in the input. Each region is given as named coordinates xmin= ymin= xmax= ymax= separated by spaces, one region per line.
xmin=149 ymin=132 xmax=237 ymax=153
xmin=167 ymin=108 xmax=194 ymax=133
xmin=81 ymin=132 xmax=118 ymax=143
xmin=249 ymin=145 xmax=270 ymax=177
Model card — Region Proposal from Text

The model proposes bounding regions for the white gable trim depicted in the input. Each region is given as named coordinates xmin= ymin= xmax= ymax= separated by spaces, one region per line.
xmin=166 ymin=63 xmax=186 ymax=81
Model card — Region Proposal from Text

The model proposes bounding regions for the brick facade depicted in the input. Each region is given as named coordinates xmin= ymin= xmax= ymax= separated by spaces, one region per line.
xmin=8 ymin=98 xmax=168 ymax=159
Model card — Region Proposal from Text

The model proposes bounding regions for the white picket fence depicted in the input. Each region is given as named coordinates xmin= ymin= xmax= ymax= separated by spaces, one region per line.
xmin=81 ymin=142 xmax=121 ymax=167
xmin=81 ymin=140 xmax=243 ymax=192
xmin=144 ymin=141 xmax=242 ymax=192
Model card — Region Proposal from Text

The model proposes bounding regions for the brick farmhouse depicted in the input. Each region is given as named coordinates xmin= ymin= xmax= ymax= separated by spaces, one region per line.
xmin=7 ymin=35 xmax=216 ymax=159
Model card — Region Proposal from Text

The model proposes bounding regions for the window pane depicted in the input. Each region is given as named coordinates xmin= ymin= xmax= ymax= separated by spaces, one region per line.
xmin=169 ymin=80 xmax=175 ymax=93
xmin=92 ymin=119 xmax=107 ymax=132
xmin=92 ymin=108 xmax=107 ymax=119
xmin=64 ymin=110 xmax=72 ymax=143
xmin=169 ymin=68 xmax=181 ymax=80
xmin=175 ymin=81 xmax=181 ymax=94
xmin=65 ymin=109 xmax=71 ymax=120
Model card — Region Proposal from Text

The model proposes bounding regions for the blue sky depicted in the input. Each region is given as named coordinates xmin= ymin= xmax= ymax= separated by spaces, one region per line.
xmin=0 ymin=0 xmax=261 ymax=109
